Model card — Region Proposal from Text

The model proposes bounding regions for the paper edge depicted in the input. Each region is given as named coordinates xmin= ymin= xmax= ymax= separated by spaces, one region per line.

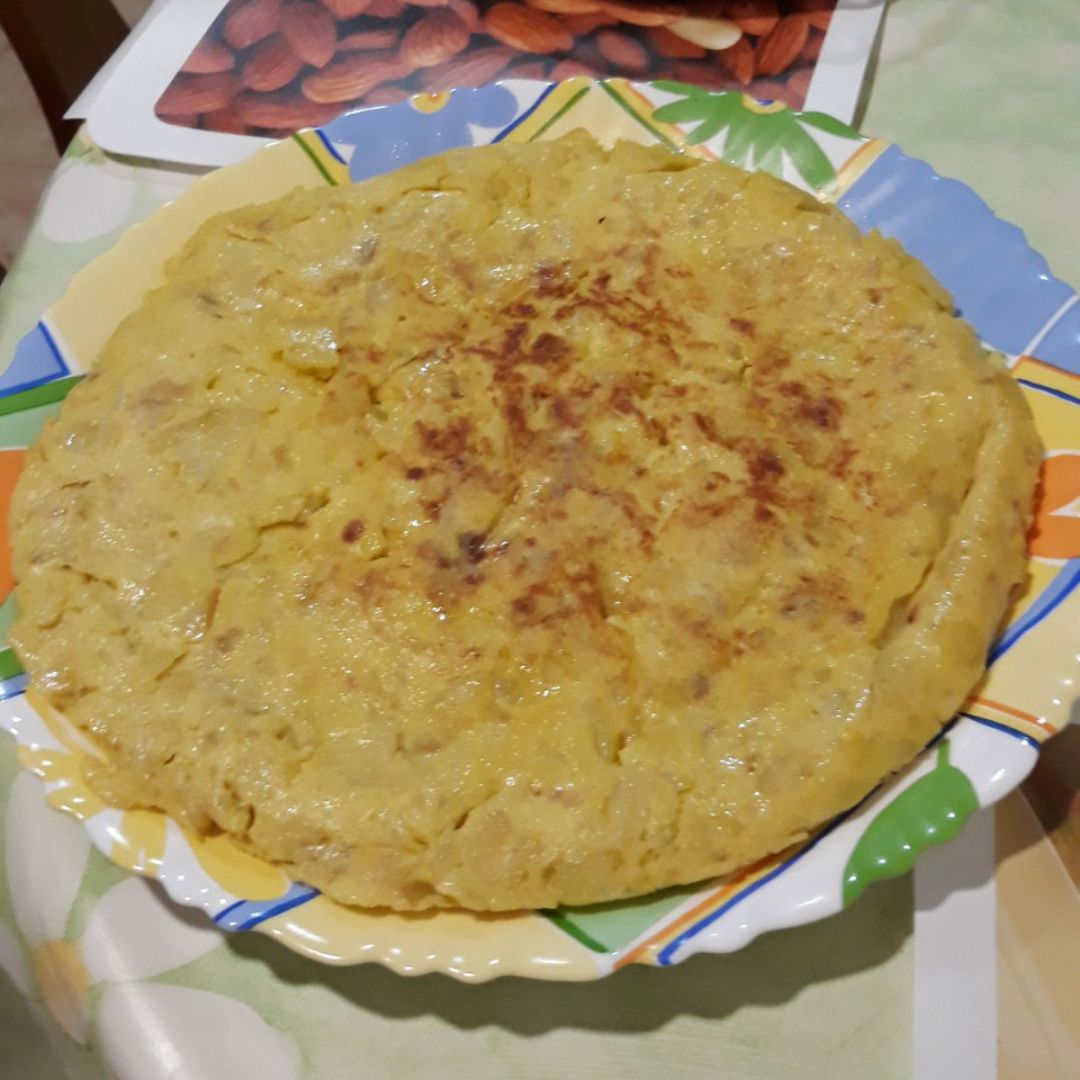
xmin=85 ymin=0 xmax=269 ymax=167
xmin=802 ymin=0 xmax=888 ymax=124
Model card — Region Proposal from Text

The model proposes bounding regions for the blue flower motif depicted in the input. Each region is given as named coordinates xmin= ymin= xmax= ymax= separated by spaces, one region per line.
xmin=318 ymin=84 xmax=526 ymax=183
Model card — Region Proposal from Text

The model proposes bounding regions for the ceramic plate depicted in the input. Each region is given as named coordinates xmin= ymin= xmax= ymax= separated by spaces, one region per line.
xmin=1 ymin=79 xmax=1076 ymax=982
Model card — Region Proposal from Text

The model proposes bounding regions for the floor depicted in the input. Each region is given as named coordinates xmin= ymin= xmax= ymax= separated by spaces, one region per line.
xmin=0 ymin=0 xmax=151 ymax=268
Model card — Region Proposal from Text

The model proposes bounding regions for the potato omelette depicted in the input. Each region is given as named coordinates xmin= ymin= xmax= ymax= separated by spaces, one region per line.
xmin=10 ymin=133 xmax=1040 ymax=911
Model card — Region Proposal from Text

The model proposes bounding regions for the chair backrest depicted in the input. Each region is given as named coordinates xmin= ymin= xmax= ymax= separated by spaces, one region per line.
xmin=1 ymin=0 xmax=129 ymax=153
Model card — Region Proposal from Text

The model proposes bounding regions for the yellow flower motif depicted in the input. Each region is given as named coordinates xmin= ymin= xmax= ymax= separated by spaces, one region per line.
xmin=5 ymin=771 xmax=302 ymax=1077
xmin=32 ymin=939 xmax=90 ymax=1044
xmin=409 ymin=91 xmax=452 ymax=114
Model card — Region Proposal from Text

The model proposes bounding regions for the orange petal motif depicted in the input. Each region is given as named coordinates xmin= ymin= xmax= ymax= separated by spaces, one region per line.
xmin=1029 ymin=452 xmax=1080 ymax=560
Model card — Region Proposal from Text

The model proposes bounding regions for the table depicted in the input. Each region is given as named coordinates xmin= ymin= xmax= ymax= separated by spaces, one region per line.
xmin=1 ymin=2 xmax=1077 ymax=1076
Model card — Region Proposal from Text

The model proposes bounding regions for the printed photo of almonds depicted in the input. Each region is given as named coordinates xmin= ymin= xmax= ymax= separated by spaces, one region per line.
xmin=156 ymin=0 xmax=835 ymax=137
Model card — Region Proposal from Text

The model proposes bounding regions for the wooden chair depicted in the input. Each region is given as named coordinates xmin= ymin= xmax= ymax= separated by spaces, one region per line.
xmin=0 ymin=0 xmax=129 ymax=281
xmin=1 ymin=0 xmax=129 ymax=154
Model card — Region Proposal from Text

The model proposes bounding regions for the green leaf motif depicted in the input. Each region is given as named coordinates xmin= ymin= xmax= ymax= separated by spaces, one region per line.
xmin=543 ymin=881 xmax=704 ymax=955
xmin=798 ymin=111 xmax=862 ymax=140
xmin=650 ymin=84 xmax=862 ymax=194
xmin=842 ymin=741 xmax=979 ymax=908
xmin=652 ymin=83 xmax=745 ymax=147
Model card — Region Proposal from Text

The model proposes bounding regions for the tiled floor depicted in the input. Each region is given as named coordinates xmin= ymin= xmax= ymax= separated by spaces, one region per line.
xmin=0 ymin=0 xmax=151 ymax=268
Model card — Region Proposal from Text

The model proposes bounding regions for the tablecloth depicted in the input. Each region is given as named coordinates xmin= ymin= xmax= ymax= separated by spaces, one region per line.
xmin=1 ymin=1 xmax=1077 ymax=1077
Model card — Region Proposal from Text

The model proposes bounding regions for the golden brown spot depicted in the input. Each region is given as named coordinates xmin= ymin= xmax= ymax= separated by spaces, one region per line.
xmin=828 ymin=442 xmax=857 ymax=478
xmin=500 ymin=323 xmax=529 ymax=360
xmin=535 ymin=263 xmax=574 ymax=299
xmin=690 ymin=673 xmax=710 ymax=700
xmin=692 ymin=412 xmax=719 ymax=442
xmin=512 ymin=594 xmax=536 ymax=616
xmin=458 ymin=531 xmax=487 ymax=564
xmin=797 ymin=395 xmax=843 ymax=431
xmin=610 ymin=385 xmax=637 ymax=415
xmin=777 ymin=381 xmax=844 ymax=431
xmin=341 ymin=519 xmax=365 ymax=543
xmin=749 ymin=449 xmax=785 ymax=484
xmin=529 ymin=333 xmax=572 ymax=366
xmin=417 ymin=417 xmax=472 ymax=459
xmin=552 ymin=396 xmax=575 ymax=427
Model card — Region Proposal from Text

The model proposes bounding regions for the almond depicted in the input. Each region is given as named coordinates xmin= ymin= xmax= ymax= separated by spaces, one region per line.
xmin=525 ymin=0 xmax=601 ymax=13
xmin=223 ymin=0 xmax=283 ymax=50
xmin=785 ymin=65 xmax=812 ymax=101
xmin=669 ymin=60 xmax=735 ymax=91
xmin=569 ymin=35 xmax=606 ymax=69
xmin=319 ymin=0 xmax=373 ymax=15
xmin=787 ymin=0 xmax=832 ymax=32
xmin=549 ymin=58 xmax=605 ymax=79
xmin=718 ymin=36 xmax=754 ymax=84
xmin=339 ymin=27 xmax=401 ymax=49
xmin=447 ymin=0 xmax=480 ymax=29
xmin=301 ymin=50 xmax=414 ymax=101
xmin=596 ymin=28 xmax=649 ymax=73
xmin=157 ymin=72 xmax=240 ymax=115
xmin=401 ymin=9 xmax=471 ymax=67
xmin=365 ymin=0 xmax=405 ymax=13
xmin=202 ymin=106 xmax=250 ymax=134
xmin=242 ymin=34 xmax=304 ymax=91
xmin=363 ymin=86 xmax=413 ymax=105
xmin=418 ymin=44 xmax=513 ymax=88
xmin=281 ymin=2 xmax=338 ymax=66
xmin=506 ymin=58 xmax=552 ymax=79
xmin=753 ymin=13 xmax=808 ymax=75
xmin=562 ymin=12 xmax=617 ymax=32
xmin=645 ymin=25 xmax=704 ymax=58
xmin=181 ymin=37 xmax=236 ymax=74
xmin=234 ymin=90 xmax=344 ymax=127
xmin=667 ymin=15 xmax=741 ymax=51
xmin=598 ymin=1 xmax=685 ymax=27
xmin=722 ymin=0 xmax=779 ymax=37
xmin=484 ymin=4 xmax=573 ymax=53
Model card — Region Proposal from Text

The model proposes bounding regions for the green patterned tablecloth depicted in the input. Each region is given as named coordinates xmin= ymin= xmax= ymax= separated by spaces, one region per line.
xmin=1 ymin=1 xmax=1076 ymax=1076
